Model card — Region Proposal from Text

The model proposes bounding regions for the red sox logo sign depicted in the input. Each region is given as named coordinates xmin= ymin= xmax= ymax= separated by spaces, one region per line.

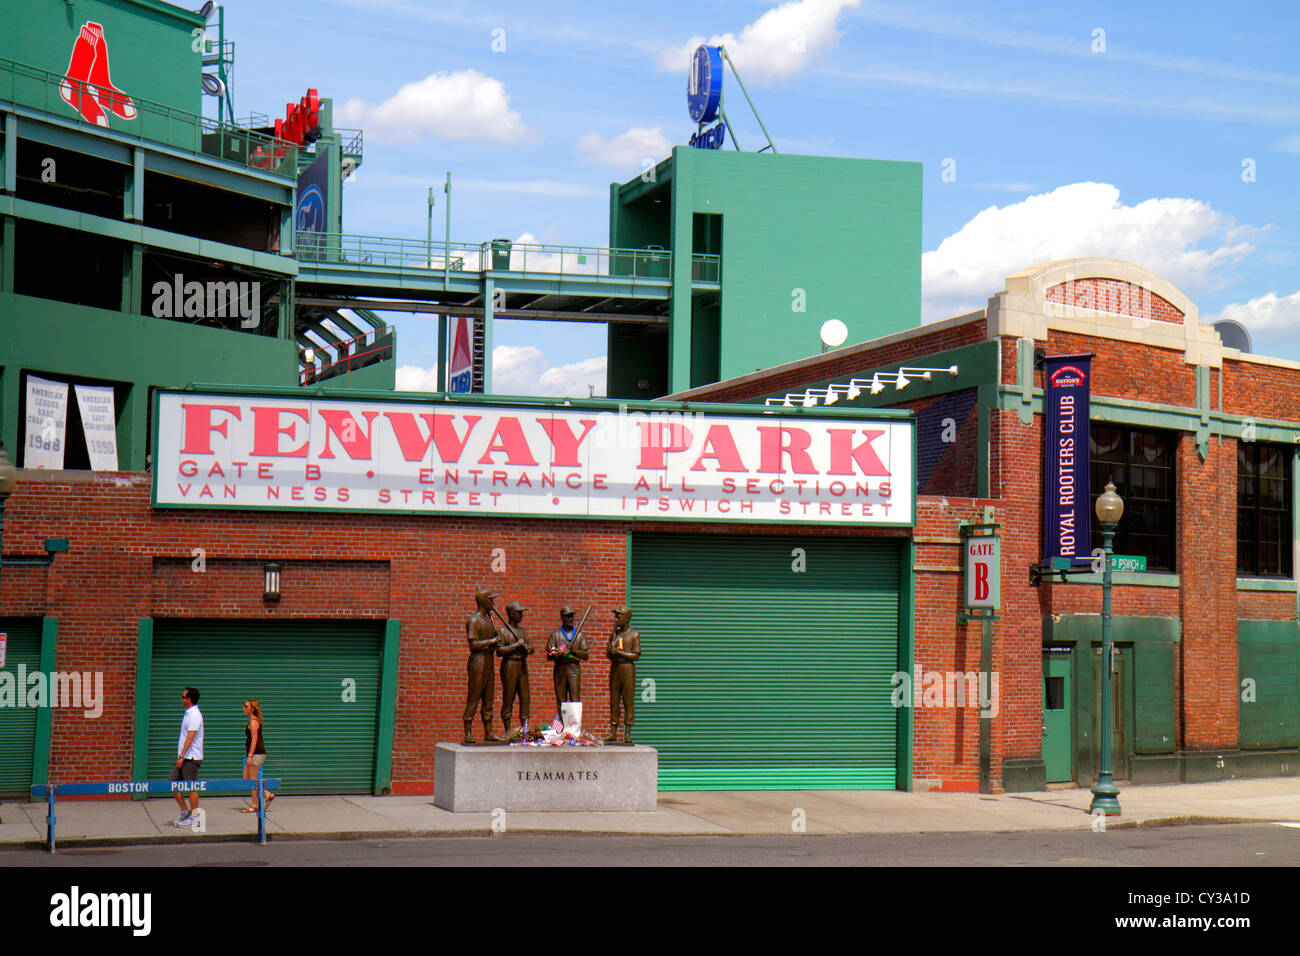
xmin=60 ymin=22 xmax=137 ymax=128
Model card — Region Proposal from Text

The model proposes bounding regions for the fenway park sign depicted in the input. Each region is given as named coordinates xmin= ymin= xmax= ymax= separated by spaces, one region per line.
xmin=152 ymin=392 xmax=914 ymax=525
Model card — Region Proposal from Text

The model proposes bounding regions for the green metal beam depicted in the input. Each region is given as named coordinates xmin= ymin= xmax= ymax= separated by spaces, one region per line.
xmin=0 ymin=194 xmax=298 ymax=276
xmin=997 ymin=385 xmax=1300 ymax=443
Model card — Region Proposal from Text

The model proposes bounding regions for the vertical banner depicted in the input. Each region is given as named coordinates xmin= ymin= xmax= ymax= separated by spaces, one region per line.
xmin=24 ymin=375 xmax=69 ymax=470
xmin=448 ymin=315 xmax=474 ymax=393
xmin=1043 ymin=355 xmax=1092 ymax=565
xmin=75 ymin=384 xmax=119 ymax=471
xmin=295 ymin=152 xmax=329 ymax=256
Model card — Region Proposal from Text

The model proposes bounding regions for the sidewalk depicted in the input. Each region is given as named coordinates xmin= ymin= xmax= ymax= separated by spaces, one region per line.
xmin=1 ymin=778 xmax=1298 ymax=848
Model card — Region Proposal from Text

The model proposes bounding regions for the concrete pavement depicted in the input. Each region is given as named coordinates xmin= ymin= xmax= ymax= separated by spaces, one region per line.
xmin=2 ymin=777 xmax=1298 ymax=849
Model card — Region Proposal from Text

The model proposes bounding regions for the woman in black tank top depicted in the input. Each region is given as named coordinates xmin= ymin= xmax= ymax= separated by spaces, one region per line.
xmin=241 ymin=699 xmax=275 ymax=812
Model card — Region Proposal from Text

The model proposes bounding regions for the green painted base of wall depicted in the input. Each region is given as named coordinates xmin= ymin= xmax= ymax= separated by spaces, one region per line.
xmin=1001 ymin=758 xmax=1046 ymax=793
xmin=1130 ymin=750 xmax=1299 ymax=785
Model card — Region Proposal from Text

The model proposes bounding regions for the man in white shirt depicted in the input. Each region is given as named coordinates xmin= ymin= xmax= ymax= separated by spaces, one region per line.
xmin=170 ymin=686 xmax=205 ymax=828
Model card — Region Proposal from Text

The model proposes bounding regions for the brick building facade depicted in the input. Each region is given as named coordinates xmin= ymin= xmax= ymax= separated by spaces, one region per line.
xmin=4 ymin=256 xmax=1296 ymax=798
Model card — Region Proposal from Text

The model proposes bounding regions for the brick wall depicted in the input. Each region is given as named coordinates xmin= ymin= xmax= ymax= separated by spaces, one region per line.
xmin=5 ymin=474 xmax=1002 ymax=793
xmin=1045 ymin=278 xmax=1184 ymax=324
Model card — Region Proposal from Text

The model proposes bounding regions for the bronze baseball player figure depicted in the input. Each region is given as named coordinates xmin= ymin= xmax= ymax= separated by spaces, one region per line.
xmin=462 ymin=588 xmax=504 ymax=744
xmin=496 ymin=601 xmax=532 ymax=739
xmin=545 ymin=605 xmax=589 ymax=713
xmin=605 ymin=606 xmax=641 ymax=744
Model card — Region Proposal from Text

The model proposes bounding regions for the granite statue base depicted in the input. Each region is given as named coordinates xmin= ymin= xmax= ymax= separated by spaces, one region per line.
xmin=433 ymin=742 xmax=658 ymax=811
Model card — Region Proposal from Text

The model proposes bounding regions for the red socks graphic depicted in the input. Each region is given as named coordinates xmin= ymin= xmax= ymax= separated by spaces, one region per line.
xmin=60 ymin=21 xmax=136 ymax=127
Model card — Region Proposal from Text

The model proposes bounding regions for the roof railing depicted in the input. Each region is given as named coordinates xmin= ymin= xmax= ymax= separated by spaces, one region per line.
xmin=0 ymin=55 xmax=298 ymax=178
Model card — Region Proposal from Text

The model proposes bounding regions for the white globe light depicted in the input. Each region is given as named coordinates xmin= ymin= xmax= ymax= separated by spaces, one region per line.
xmin=820 ymin=319 xmax=848 ymax=349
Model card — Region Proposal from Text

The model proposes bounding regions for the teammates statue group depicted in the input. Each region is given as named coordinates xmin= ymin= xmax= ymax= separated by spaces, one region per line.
xmin=461 ymin=589 xmax=642 ymax=746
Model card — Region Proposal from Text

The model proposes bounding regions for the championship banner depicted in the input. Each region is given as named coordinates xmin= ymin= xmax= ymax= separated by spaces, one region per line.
xmin=1043 ymin=354 xmax=1092 ymax=565
xmin=75 ymin=384 xmax=119 ymax=471
xmin=152 ymin=391 xmax=914 ymax=526
xmin=24 ymin=375 xmax=69 ymax=470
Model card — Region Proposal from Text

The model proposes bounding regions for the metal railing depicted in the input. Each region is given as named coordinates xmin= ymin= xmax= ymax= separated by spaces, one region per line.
xmin=295 ymin=232 xmax=719 ymax=282
xmin=0 ymin=56 xmax=298 ymax=178
xmin=301 ymin=325 xmax=396 ymax=385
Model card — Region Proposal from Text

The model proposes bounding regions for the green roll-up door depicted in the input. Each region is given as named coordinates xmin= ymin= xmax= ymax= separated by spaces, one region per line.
xmin=630 ymin=533 xmax=901 ymax=789
xmin=1238 ymin=621 xmax=1300 ymax=750
xmin=1131 ymin=641 xmax=1176 ymax=754
xmin=148 ymin=619 xmax=384 ymax=794
xmin=0 ymin=619 xmax=42 ymax=796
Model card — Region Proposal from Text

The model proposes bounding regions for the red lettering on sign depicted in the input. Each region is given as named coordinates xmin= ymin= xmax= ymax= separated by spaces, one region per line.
xmin=757 ymin=427 xmax=816 ymax=474
xmin=975 ymin=562 xmax=990 ymax=601
xmin=179 ymin=404 xmax=242 ymax=455
xmin=384 ymin=412 xmax=481 ymax=463
xmin=536 ymin=418 xmax=598 ymax=467
xmin=637 ymin=423 xmax=693 ymax=469
xmin=827 ymin=429 xmax=889 ymax=476
xmin=251 ymin=406 xmax=310 ymax=457
xmin=317 ymin=409 xmax=379 ymax=460
xmin=690 ymin=425 xmax=746 ymax=472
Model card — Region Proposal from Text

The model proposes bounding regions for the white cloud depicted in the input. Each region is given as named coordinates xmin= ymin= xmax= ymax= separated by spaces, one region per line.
xmin=337 ymin=70 xmax=530 ymax=144
xmin=1277 ymin=134 xmax=1300 ymax=155
xmin=922 ymin=182 xmax=1256 ymax=322
xmin=1215 ymin=289 xmax=1300 ymax=333
xmin=494 ymin=345 xmax=606 ymax=397
xmin=395 ymin=346 xmax=607 ymax=397
xmin=576 ymin=127 xmax=672 ymax=170
xmin=657 ymin=0 xmax=861 ymax=82
xmin=395 ymin=364 xmax=441 ymax=391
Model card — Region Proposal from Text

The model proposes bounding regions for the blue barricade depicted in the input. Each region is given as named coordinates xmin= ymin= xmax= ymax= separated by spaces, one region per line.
xmin=29 ymin=777 xmax=282 ymax=853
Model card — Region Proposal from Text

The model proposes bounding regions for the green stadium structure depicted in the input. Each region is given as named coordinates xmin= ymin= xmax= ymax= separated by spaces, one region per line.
xmin=2 ymin=0 xmax=921 ymax=472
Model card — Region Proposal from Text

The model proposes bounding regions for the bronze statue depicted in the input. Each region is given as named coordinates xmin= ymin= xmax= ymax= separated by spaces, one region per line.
xmin=604 ymin=606 xmax=641 ymax=744
xmin=462 ymin=588 xmax=504 ymax=744
xmin=495 ymin=600 xmax=532 ymax=738
xmin=545 ymin=605 xmax=589 ymax=713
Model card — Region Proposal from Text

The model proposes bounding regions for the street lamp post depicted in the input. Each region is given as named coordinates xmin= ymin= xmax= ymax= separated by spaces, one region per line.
xmin=1091 ymin=480 xmax=1125 ymax=816
xmin=0 ymin=446 xmax=16 ymax=599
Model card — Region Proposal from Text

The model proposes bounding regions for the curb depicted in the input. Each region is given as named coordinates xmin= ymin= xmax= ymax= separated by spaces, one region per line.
xmin=0 ymin=815 xmax=1288 ymax=851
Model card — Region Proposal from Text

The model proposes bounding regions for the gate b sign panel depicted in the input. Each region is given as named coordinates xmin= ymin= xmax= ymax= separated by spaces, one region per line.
xmin=151 ymin=391 xmax=914 ymax=526
xmin=964 ymin=535 xmax=1001 ymax=611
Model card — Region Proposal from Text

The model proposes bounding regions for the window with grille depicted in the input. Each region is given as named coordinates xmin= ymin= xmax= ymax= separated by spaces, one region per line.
xmin=1237 ymin=443 xmax=1292 ymax=577
xmin=1089 ymin=426 xmax=1176 ymax=571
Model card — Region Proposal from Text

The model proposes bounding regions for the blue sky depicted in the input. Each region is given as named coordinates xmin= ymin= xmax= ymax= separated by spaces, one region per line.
xmin=215 ymin=0 xmax=1300 ymax=392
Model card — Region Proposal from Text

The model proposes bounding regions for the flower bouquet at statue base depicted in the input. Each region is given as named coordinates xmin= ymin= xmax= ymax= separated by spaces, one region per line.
xmin=526 ymin=703 xmax=601 ymax=746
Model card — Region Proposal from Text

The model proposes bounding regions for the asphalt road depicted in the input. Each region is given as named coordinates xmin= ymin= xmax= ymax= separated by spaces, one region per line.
xmin=4 ymin=823 xmax=1299 ymax=866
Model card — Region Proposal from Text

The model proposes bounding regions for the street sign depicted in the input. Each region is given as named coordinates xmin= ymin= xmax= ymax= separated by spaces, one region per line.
xmin=1111 ymin=554 xmax=1146 ymax=572
xmin=964 ymin=534 xmax=1001 ymax=610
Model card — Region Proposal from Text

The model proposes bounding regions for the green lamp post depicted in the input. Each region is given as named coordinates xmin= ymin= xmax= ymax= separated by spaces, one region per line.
xmin=1090 ymin=480 xmax=1124 ymax=815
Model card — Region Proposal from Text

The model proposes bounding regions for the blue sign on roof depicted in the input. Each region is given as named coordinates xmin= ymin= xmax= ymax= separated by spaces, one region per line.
xmin=687 ymin=45 xmax=722 ymax=125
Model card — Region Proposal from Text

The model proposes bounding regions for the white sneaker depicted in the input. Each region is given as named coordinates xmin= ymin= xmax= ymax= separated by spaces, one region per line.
xmin=170 ymin=813 xmax=192 ymax=828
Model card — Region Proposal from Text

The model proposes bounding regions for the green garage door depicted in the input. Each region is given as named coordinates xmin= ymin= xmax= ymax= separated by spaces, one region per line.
xmin=0 ymin=620 xmax=42 ymax=796
xmin=148 ymin=620 xmax=384 ymax=794
xmin=630 ymin=533 xmax=902 ymax=789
